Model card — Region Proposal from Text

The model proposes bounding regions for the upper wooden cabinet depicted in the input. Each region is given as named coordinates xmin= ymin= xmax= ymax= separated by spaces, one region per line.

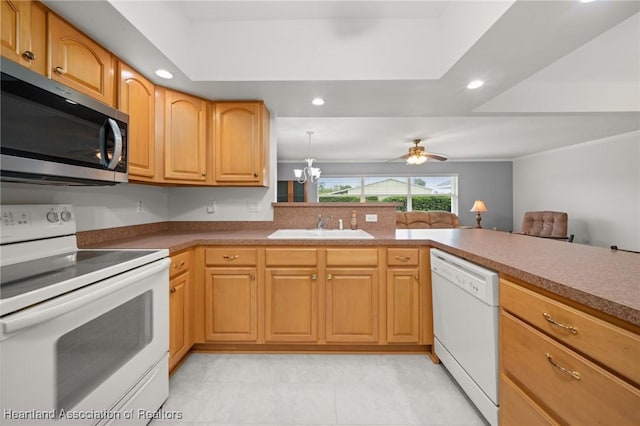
xmin=214 ymin=102 xmax=270 ymax=186
xmin=163 ymin=89 xmax=208 ymax=183
xmin=118 ymin=63 xmax=155 ymax=180
xmin=48 ymin=13 xmax=115 ymax=106
xmin=1 ymin=0 xmax=46 ymax=73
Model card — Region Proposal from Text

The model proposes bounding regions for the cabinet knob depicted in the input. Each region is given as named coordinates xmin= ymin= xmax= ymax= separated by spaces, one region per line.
xmin=201 ymin=172 xmax=206 ymax=176
xmin=22 ymin=50 xmax=35 ymax=61
xmin=170 ymin=287 xmax=176 ymax=293
xmin=311 ymin=274 xmax=317 ymax=281
xmin=54 ymin=66 xmax=65 ymax=75
xmin=253 ymin=172 xmax=258 ymax=178
xmin=327 ymin=274 xmax=332 ymax=280
xmin=250 ymin=274 xmax=256 ymax=280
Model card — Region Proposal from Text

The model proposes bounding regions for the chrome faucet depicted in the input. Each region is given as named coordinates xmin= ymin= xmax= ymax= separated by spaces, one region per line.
xmin=317 ymin=214 xmax=333 ymax=229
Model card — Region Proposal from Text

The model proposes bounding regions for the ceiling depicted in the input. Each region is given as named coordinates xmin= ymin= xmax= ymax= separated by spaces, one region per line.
xmin=44 ymin=0 xmax=640 ymax=163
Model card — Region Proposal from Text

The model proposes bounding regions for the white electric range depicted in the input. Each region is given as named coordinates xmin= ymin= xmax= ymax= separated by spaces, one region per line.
xmin=0 ymin=204 xmax=170 ymax=425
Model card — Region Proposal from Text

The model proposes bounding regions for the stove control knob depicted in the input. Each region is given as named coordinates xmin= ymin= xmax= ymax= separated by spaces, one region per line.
xmin=61 ymin=210 xmax=73 ymax=222
xmin=46 ymin=211 xmax=59 ymax=223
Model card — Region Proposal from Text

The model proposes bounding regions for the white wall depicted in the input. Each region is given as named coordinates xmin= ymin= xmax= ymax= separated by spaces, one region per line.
xmin=513 ymin=131 xmax=640 ymax=250
xmin=0 ymin=182 xmax=169 ymax=231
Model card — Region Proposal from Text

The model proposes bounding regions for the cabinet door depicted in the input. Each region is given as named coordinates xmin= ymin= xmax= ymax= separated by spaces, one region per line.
xmin=164 ymin=90 xmax=208 ymax=182
xmin=215 ymin=102 xmax=266 ymax=185
xmin=265 ymin=268 xmax=318 ymax=343
xmin=204 ymin=267 xmax=258 ymax=342
xmin=2 ymin=0 xmax=28 ymax=66
xmin=325 ymin=268 xmax=379 ymax=343
xmin=49 ymin=14 xmax=115 ymax=106
xmin=118 ymin=63 xmax=155 ymax=179
xmin=387 ymin=268 xmax=420 ymax=343
xmin=169 ymin=272 xmax=190 ymax=370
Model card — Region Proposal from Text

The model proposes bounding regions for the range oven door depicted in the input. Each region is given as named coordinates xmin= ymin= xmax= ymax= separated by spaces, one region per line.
xmin=0 ymin=258 xmax=170 ymax=425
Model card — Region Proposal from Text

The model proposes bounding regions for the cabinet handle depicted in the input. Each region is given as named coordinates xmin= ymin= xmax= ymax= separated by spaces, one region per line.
xmin=545 ymin=353 xmax=581 ymax=380
xmin=170 ymin=287 xmax=176 ymax=294
xmin=22 ymin=50 xmax=35 ymax=61
xmin=54 ymin=66 xmax=65 ymax=75
xmin=542 ymin=313 xmax=578 ymax=334
xmin=223 ymin=255 xmax=239 ymax=260
xmin=395 ymin=255 xmax=411 ymax=261
xmin=311 ymin=274 xmax=317 ymax=280
xmin=173 ymin=261 xmax=185 ymax=268
xmin=327 ymin=274 xmax=332 ymax=280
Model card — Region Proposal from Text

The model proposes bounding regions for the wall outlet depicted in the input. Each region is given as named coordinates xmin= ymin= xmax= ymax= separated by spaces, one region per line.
xmin=136 ymin=200 xmax=144 ymax=214
xmin=365 ymin=214 xmax=378 ymax=222
xmin=247 ymin=201 xmax=261 ymax=212
xmin=207 ymin=200 xmax=216 ymax=214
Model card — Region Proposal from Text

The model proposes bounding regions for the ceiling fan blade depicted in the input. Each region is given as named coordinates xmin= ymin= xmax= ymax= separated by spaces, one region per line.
xmin=423 ymin=152 xmax=448 ymax=161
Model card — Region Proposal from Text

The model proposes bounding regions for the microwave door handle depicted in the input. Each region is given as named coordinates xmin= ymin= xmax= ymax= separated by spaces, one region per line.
xmin=99 ymin=118 xmax=123 ymax=170
xmin=0 ymin=258 xmax=170 ymax=336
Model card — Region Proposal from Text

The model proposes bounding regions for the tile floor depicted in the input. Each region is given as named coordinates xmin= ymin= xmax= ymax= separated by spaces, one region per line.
xmin=151 ymin=353 xmax=488 ymax=426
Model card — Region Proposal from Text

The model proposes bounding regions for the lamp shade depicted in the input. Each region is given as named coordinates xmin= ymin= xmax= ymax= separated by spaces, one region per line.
xmin=470 ymin=200 xmax=488 ymax=212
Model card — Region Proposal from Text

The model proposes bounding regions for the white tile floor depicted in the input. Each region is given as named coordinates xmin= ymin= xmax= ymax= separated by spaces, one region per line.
xmin=151 ymin=353 xmax=488 ymax=426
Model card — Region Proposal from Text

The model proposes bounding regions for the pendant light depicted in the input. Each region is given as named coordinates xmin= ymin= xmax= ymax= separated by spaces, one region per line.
xmin=293 ymin=131 xmax=321 ymax=184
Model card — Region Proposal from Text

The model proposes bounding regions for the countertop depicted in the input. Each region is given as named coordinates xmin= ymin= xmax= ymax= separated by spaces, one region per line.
xmin=88 ymin=228 xmax=640 ymax=327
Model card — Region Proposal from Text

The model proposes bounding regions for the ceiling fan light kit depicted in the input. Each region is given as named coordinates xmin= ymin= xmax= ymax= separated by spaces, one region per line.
xmin=402 ymin=139 xmax=448 ymax=165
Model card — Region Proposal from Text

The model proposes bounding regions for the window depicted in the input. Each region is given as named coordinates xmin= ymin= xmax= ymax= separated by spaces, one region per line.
xmin=318 ymin=175 xmax=458 ymax=213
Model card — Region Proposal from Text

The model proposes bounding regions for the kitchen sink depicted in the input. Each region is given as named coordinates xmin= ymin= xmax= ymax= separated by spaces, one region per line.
xmin=267 ymin=229 xmax=375 ymax=240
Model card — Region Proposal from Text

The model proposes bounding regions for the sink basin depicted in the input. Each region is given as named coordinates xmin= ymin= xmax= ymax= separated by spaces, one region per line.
xmin=267 ymin=229 xmax=375 ymax=240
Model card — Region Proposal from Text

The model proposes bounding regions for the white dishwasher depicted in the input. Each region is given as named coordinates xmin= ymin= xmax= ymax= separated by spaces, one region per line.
xmin=431 ymin=248 xmax=499 ymax=426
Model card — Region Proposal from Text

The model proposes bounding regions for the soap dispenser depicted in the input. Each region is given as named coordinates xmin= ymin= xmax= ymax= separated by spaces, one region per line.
xmin=350 ymin=210 xmax=357 ymax=230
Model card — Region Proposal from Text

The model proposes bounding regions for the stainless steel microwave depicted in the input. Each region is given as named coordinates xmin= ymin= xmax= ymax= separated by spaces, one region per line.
xmin=0 ymin=58 xmax=128 ymax=185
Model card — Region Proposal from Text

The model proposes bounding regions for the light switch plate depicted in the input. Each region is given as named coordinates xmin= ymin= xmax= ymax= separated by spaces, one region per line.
xmin=207 ymin=200 xmax=216 ymax=214
xmin=365 ymin=214 xmax=378 ymax=222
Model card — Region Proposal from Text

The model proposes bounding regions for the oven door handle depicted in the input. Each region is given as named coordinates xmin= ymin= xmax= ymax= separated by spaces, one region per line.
xmin=1 ymin=258 xmax=170 ymax=336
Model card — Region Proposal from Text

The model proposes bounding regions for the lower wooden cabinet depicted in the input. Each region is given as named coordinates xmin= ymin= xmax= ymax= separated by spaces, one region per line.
xmin=500 ymin=278 xmax=640 ymax=425
xmin=169 ymin=250 xmax=192 ymax=371
xmin=386 ymin=268 xmax=420 ymax=343
xmin=265 ymin=267 xmax=319 ymax=343
xmin=204 ymin=267 xmax=258 ymax=342
xmin=325 ymin=268 xmax=379 ymax=343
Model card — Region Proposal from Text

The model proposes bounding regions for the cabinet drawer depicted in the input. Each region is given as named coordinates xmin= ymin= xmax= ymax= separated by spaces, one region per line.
xmin=387 ymin=248 xmax=419 ymax=266
xmin=170 ymin=251 xmax=191 ymax=278
xmin=265 ymin=248 xmax=317 ymax=266
xmin=500 ymin=374 xmax=557 ymax=426
xmin=205 ymin=248 xmax=257 ymax=266
xmin=326 ymin=248 xmax=378 ymax=266
xmin=500 ymin=279 xmax=640 ymax=384
xmin=501 ymin=311 xmax=640 ymax=426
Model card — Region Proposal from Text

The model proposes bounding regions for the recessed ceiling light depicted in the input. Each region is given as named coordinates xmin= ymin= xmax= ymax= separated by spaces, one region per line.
xmin=467 ymin=80 xmax=484 ymax=89
xmin=312 ymin=97 xmax=325 ymax=106
xmin=155 ymin=69 xmax=173 ymax=79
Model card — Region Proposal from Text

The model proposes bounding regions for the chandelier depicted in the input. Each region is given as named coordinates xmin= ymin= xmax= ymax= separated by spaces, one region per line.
xmin=293 ymin=131 xmax=321 ymax=184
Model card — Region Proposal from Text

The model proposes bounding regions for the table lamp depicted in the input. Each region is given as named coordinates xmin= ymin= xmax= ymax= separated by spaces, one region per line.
xmin=470 ymin=200 xmax=488 ymax=228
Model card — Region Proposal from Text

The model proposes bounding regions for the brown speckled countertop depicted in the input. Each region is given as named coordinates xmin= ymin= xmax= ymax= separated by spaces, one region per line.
xmin=87 ymin=228 xmax=640 ymax=327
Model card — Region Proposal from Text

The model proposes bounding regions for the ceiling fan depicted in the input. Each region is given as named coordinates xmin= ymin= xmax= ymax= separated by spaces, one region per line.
xmin=399 ymin=139 xmax=448 ymax=164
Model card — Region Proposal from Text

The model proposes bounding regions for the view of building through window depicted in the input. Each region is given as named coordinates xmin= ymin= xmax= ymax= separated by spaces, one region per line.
xmin=317 ymin=175 xmax=458 ymax=213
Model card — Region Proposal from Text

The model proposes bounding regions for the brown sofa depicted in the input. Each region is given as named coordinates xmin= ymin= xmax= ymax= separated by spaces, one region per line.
xmin=396 ymin=211 xmax=464 ymax=229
